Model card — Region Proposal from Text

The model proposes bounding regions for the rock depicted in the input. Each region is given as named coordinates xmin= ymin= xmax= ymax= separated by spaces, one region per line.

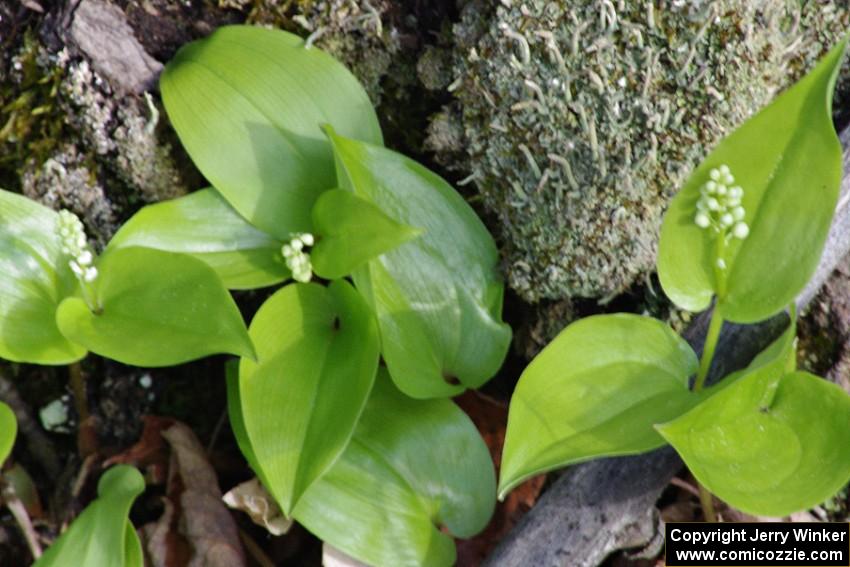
xmin=70 ymin=0 xmax=162 ymax=95
xmin=442 ymin=0 xmax=850 ymax=303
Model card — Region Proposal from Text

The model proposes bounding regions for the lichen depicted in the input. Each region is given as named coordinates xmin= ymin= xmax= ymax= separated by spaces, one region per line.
xmin=21 ymin=144 xmax=117 ymax=249
xmin=61 ymin=53 xmax=187 ymax=204
xmin=2 ymin=30 xmax=188 ymax=243
xmin=444 ymin=0 xmax=850 ymax=303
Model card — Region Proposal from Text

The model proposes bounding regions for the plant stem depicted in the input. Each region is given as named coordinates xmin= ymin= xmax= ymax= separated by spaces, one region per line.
xmin=693 ymin=304 xmax=725 ymax=522
xmin=68 ymin=361 xmax=88 ymax=423
xmin=698 ymin=483 xmax=718 ymax=523
xmin=693 ymin=306 xmax=723 ymax=392
xmin=1 ymin=478 xmax=42 ymax=559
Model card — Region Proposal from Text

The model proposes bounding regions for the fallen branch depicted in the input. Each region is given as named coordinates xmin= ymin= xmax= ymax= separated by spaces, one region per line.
xmin=484 ymin=125 xmax=850 ymax=567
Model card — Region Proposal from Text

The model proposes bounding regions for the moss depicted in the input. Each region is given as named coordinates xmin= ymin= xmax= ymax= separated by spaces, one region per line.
xmin=0 ymin=32 xmax=67 ymax=191
xmin=445 ymin=0 xmax=850 ymax=303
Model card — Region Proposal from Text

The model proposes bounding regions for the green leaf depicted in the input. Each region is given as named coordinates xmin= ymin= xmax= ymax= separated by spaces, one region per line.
xmin=0 ymin=402 xmax=16 ymax=465
xmin=109 ymin=189 xmax=287 ymax=290
xmin=238 ymin=280 xmax=379 ymax=515
xmin=160 ymin=25 xmax=383 ymax=239
xmin=658 ymin=39 xmax=847 ymax=323
xmin=706 ymin=307 xmax=797 ymax=396
xmin=327 ymin=131 xmax=511 ymax=398
xmin=658 ymin=370 xmax=850 ymax=516
xmin=34 ymin=465 xmax=145 ymax=567
xmin=0 ymin=189 xmax=86 ymax=364
xmin=293 ymin=370 xmax=495 ymax=567
xmin=56 ymin=247 xmax=254 ymax=367
xmin=499 ymin=314 xmax=701 ymax=499
xmin=311 ymin=189 xmax=422 ymax=279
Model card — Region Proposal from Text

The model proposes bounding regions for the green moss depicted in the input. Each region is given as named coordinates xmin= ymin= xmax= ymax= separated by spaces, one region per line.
xmin=447 ymin=0 xmax=850 ymax=303
xmin=0 ymin=32 xmax=67 ymax=191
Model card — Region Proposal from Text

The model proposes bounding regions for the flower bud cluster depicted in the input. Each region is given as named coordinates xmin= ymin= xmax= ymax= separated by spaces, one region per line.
xmin=694 ymin=165 xmax=749 ymax=240
xmin=282 ymin=233 xmax=314 ymax=283
xmin=56 ymin=210 xmax=98 ymax=283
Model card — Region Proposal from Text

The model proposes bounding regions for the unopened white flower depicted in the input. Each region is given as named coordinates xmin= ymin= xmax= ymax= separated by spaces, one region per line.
xmin=56 ymin=210 xmax=98 ymax=285
xmin=282 ymin=233 xmax=314 ymax=283
xmin=732 ymin=222 xmax=749 ymax=239
xmin=693 ymin=164 xmax=748 ymax=242
xmin=732 ymin=206 xmax=745 ymax=221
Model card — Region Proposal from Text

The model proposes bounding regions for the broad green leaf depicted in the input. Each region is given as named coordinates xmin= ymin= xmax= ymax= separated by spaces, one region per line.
xmin=0 ymin=401 xmax=16 ymax=465
xmin=499 ymin=314 xmax=700 ymax=498
xmin=293 ymin=370 xmax=495 ymax=567
xmin=239 ymin=280 xmax=379 ymax=515
xmin=160 ymin=25 xmax=383 ymax=239
xmin=311 ymin=189 xmax=422 ymax=279
xmin=0 ymin=189 xmax=85 ymax=364
xmin=658 ymin=370 xmax=850 ymax=516
xmin=109 ymin=189 xmax=287 ymax=289
xmin=34 ymin=465 xmax=144 ymax=567
xmin=658 ymin=39 xmax=847 ymax=323
xmin=55 ymin=247 xmax=254 ymax=367
xmin=327 ymin=131 xmax=511 ymax=398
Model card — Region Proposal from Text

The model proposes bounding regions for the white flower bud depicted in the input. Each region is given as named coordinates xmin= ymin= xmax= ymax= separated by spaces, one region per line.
xmin=301 ymin=233 xmax=314 ymax=247
xmin=77 ymin=250 xmax=93 ymax=266
xmin=705 ymin=181 xmax=717 ymax=193
xmin=83 ymin=267 xmax=98 ymax=283
xmin=729 ymin=186 xmax=743 ymax=199
xmin=707 ymin=198 xmax=720 ymax=211
xmin=69 ymin=260 xmax=83 ymax=276
xmin=733 ymin=222 xmax=749 ymax=239
xmin=720 ymin=213 xmax=733 ymax=227
xmin=281 ymin=244 xmax=294 ymax=258
xmin=291 ymin=239 xmax=304 ymax=252
xmin=723 ymin=173 xmax=734 ymax=185
xmin=695 ymin=212 xmax=710 ymax=228
xmin=732 ymin=206 xmax=745 ymax=221
xmin=719 ymin=164 xmax=730 ymax=176
xmin=710 ymin=168 xmax=720 ymax=181
xmin=716 ymin=184 xmax=727 ymax=196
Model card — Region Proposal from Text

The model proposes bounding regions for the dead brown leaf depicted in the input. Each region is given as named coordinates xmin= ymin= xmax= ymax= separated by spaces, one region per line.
xmin=222 ymin=478 xmax=292 ymax=536
xmin=116 ymin=418 xmax=246 ymax=567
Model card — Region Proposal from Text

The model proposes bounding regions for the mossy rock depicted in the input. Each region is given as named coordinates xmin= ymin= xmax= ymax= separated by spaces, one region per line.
xmin=445 ymin=0 xmax=850 ymax=303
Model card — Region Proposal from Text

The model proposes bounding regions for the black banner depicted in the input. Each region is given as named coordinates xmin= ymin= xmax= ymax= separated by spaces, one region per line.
xmin=665 ymin=523 xmax=849 ymax=566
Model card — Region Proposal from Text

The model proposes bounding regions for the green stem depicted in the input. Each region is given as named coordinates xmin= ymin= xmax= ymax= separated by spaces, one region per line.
xmin=694 ymin=306 xmax=723 ymax=392
xmin=692 ymin=298 xmax=727 ymax=522
xmin=699 ymin=483 xmax=718 ymax=522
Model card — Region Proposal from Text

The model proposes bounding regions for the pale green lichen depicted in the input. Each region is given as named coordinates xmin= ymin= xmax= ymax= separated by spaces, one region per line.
xmin=61 ymin=53 xmax=187 ymax=203
xmin=21 ymin=144 xmax=117 ymax=248
xmin=445 ymin=0 xmax=850 ymax=303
